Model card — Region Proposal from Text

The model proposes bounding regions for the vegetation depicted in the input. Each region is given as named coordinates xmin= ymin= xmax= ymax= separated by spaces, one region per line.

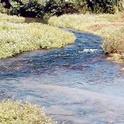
xmin=0 ymin=13 xmax=75 ymax=59
xmin=48 ymin=13 xmax=124 ymax=62
xmin=101 ymin=26 xmax=124 ymax=62
xmin=48 ymin=13 xmax=124 ymax=32
xmin=0 ymin=1 xmax=124 ymax=60
xmin=0 ymin=0 xmax=124 ymax=19
xmin=0 ymin=100 xmax=53 ymax=124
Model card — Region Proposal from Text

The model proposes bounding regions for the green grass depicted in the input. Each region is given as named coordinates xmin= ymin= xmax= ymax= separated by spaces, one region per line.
xmin=0 ymin=14 xmax=76 ymax=59
xmin=0 ymin=100 xmax=53 ymax=124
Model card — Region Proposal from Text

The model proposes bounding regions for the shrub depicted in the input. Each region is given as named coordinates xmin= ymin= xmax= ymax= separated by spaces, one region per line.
xmin=91 ymin=0 xmax=116 ymax=14
xmin=10 ymin=0 xmax=78 ymax=18
xmin=0 ymin=100 xmax=53 ymax=124
xmin=1 ymin=0 xmax=124 ymax=18
xmin=10 ymin=0 xmax=44 ymax=18
xmin=43 ymin=0 xmax=78 ymax=16
xmin=102 ymin=26 xmax=124 ymax=54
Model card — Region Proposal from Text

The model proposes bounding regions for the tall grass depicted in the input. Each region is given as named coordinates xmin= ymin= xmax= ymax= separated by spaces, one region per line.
xmin=0 ymin=100 xmax=53 ymax=124
xmin=48 ymin=13 xmax=123 ymax=32
xmin=0 ymin=14 xmax=76 ymax=59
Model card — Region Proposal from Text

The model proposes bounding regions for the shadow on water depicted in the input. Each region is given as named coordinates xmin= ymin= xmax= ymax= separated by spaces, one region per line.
xmin=0 ymin=31 xmax=124 ymax=123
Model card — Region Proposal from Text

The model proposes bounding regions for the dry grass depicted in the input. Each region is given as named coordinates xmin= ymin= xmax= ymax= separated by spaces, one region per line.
xmin=0 ymin=100 xmax=53 ymax=124
xmin=0 ymin=13 xmax=26 ymax=23
xmin=48 ymin=13 xmax=124 ymax=32
xmin=0 ymin=13 xmax=76 ymax=59
xmin=48 ymin=13 xmax=124 ymax=62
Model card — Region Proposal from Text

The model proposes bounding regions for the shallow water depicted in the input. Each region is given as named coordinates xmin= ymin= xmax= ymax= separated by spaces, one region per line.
xmin=0 ymin=31 xmax=124 ymax=123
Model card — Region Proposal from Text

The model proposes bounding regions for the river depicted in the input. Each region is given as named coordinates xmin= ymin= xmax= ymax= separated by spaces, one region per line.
xmin=0 ymin=30 xmax=124 ymax=124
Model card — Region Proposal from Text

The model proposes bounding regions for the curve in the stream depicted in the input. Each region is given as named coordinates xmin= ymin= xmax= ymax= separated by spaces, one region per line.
xmin=0 ymin=31 xmax=124 ymax=124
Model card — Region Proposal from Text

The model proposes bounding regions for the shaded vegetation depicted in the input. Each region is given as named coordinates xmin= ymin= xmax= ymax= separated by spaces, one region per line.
xmin=0 ymin=0 xmax=124 ymax=18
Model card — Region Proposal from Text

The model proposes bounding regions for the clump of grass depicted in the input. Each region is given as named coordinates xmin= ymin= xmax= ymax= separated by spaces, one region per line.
xmin=101 ymin=26 xmax=124 ymax=54
xmin=0 ymin=100 xmax=53 ymax=124
xmin=0 ymin=14 xmax=76 ymax=59
xmin=107 ymin=53 xmax=124 ymax=63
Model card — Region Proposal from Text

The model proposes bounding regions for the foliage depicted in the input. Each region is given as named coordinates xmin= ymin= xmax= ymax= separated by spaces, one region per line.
xmin=8 ymin=0 xmax=79 ymax=18
xmin=92 ymin=0 xmax=115 ymax=13
xmin=0 ymin=14 xmax=75 ymax=58
xmin=10 ymin=0 xmax=45 ymax=18
xmin=1 ymin=0 xmax=124 ymax=18
xmin=0 ymin=100 xmax=53 ymax=124
xmin=43 ymin=0 xmax=78 ymax=16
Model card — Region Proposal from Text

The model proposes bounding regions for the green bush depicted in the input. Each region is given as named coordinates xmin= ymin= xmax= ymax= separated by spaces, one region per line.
xmin=93 ymin=0 xmax=116 ymax=14
xmin=10 ymin=0 xmax=44 ymax=18
xmin=10 ymin=0 xmax=78 ymax=18
xmin=69 ymin=0 xmax=116 ymax=13
xmin=44 ymin=0 xmax=78 ymax=16
xmin=1 ymin=0 xmax=124 ymax=17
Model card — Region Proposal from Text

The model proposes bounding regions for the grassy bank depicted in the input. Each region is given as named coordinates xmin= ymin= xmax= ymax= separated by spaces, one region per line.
xmin=0 ymin=14 xmax=75 ymax=59
xmin=0 ymin=100 xmax=53 ymax=124
xmin=48 ymin=13 xmax=124 ymax=62
xmin=49 ymin=14 xmax=123 ymax=32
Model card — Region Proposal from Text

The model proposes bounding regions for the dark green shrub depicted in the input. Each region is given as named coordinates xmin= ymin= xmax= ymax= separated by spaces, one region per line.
xmin=10 ymin=0 xmax=79 ymax=18
xmin=69 ymin=0 xmax=116 ymax=13
xmin=1 ymin=0 xmax=124 ymax=18
xmin=44 ymin=0 xmax=78 ymax=16
xmin=94 ymin=0 xmax=116 ymax=14
xmin=10 ymin=0 xmax=44 ymax=18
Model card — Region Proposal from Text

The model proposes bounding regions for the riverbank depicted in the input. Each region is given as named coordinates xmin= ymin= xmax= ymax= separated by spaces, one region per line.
xmin=0 ymin=13 xmax=75 ymax=59
xmin=48 ymin=13 xmax=124 ymax=63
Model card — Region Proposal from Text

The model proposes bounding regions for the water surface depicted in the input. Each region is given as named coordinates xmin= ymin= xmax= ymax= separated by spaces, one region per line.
xmin=0 ymin=31 xmax=124 ymax=124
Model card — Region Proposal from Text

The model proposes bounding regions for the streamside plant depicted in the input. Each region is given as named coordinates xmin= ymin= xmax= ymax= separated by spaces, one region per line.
xmin=0 ymin=14 xmax=76 ymax=59
xmin=0 ymin=100 xmax=54 ymax=124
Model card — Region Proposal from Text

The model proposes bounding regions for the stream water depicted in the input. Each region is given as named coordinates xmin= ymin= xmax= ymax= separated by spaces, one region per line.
xmin=0 ymin=31 xmax=124 ymax=124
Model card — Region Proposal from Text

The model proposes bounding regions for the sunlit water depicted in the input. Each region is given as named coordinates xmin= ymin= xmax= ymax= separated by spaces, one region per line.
xmin=0 ymin=31 xmax=124 ymax=123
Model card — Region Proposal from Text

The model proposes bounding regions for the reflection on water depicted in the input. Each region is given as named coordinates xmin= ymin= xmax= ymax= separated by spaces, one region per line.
xmin=0 ymin=31 xmax=124 ymax=123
